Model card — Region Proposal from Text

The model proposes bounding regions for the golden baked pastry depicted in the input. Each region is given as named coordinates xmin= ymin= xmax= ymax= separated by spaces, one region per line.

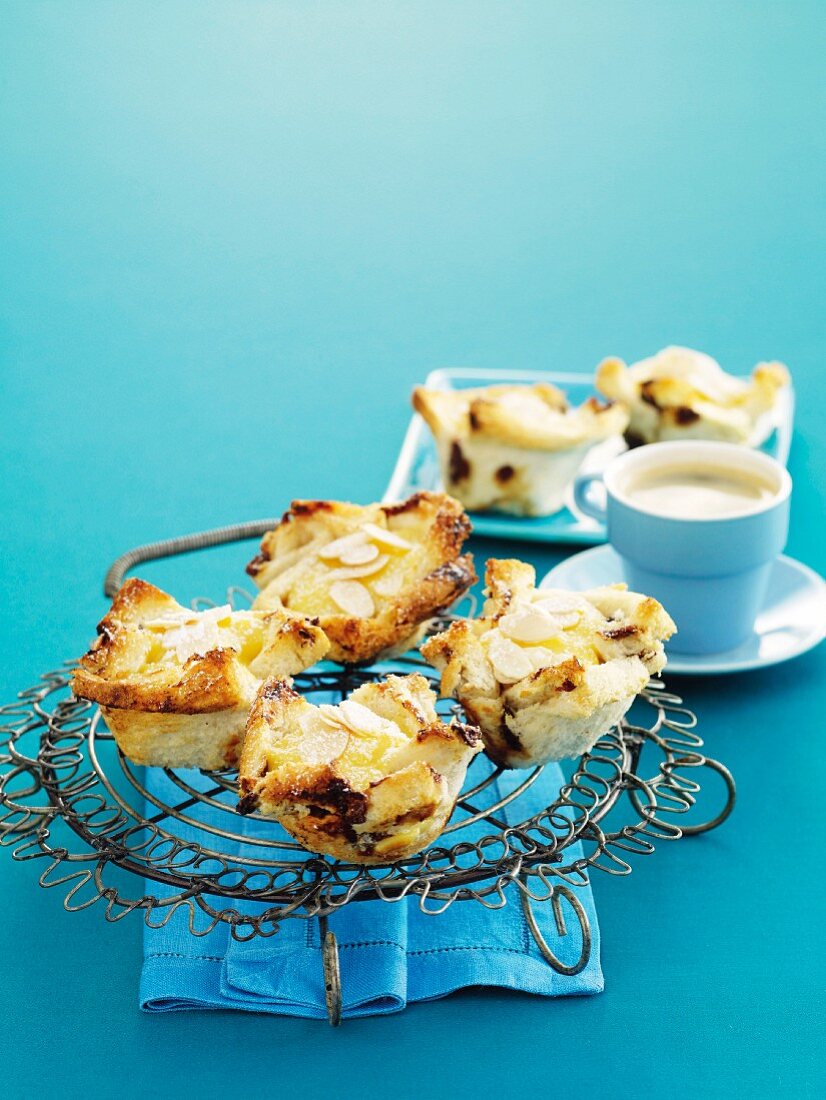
xmin=421 ymin=559 xmax=675 ymax=768
xmin=238 ymin=673 xmax=482 ymax=864
xmin=72 ymin=579 xmax=330 ymax=769
xmin=412 ymin=382 xmax=628 ymax=516
xmin=246 ymin=492 xmax=475 ymax=664
xmin=595 ymin=346 xmax=790 ymax=447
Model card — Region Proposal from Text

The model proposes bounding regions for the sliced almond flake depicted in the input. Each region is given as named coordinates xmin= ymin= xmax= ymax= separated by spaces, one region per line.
xmin=163 ymin=622 xmax=222 ymax=664
xmin=317 ymin=703 xmax=348 ymax=727
xmin=531 ymin=590 xmax=588 ymax=614
xmin=522 ymin=645 xmax=564 ymax=672
xmin=160 ymin=603 xmax=232 ymax=627
xmin=324 ymin=555 xmax=388 ymax=581
xmin=318 ymin=531 xmax=369 ymax=561
xmin=361 ymin=522 xmax=413 ymax=551
xmin=372 ymin=573 xmax=403 ymax=599
xmin=329 ymin=580 xmax=375 ymax=618
xmin=339 ymin=542 xmax=380 ymax=566
xmin=195 ymin=604 xmax=233 ymax=620
xmin=143 ymin=611 xmax=200 ymax=629
xmin=486 ymin=633 xmax=535 ymax=684
xmin=298 ymin=711 xmax=350 ymax=763
xmin=318 ymin=701 xmax=403 ymax=742
xmin=338 ymin=700 xmax=398 ymax=736
xmin=545 ymin=610 xmax=581 ymax=630
xmin=498 ymin=607 xmax=554 ymax=643
xmin=498 ymin=605 xmax=580 ymax=644
xmin=151 ymin=604 xmax=237 ymax=662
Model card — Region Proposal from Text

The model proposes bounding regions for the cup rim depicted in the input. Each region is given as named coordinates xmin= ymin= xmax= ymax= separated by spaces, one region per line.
xmin=603 ymin=440 xmax=792 ymax=523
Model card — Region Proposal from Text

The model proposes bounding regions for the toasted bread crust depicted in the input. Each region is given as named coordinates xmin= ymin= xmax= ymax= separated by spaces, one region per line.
xmin=101 ymin=706 xmax=250 ymax=770
xmin=595 ymin=347 xmax=790 ymax=446
xmin=74 ymin=646 xmax=251 ymax=714
xmin=246 ymin=492 xmax=476 ymax=664
xmin=422 ymin=558 xmax=676 ymax=767
xmin=412 ymin=384 xmax=628 ymax=516
xmin=238 ymin=673 xmax=482 ymax=864
xmin=73 ymin=579 xmax=329 ymax=714
xmin=71 ymin=579 xmax=330 ymax=768
xmin=412 ymin=384 xmax=626 ymax=450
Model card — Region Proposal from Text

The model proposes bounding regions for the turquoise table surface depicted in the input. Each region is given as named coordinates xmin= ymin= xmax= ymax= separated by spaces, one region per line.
xmin=2 ymin=3 xmax=824 ymax=1096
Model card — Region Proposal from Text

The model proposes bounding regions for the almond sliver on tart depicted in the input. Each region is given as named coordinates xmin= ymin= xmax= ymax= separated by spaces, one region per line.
xmin=485 ymin=634 xmax=535 ymax=683
xmin=339 ymin=543 xmax=380 ymax=565
xmin=329 ymin=580 xmax=375 ymax=617
xmin=360 ymin=522 xmax=413 ymax=552
xmin=324 ymin=555 xmax=389 ymax=582
xmin=498 ymin=605 xmax=580 ymax=644
xmin=318 ymin=531 xmax=371 ymax=561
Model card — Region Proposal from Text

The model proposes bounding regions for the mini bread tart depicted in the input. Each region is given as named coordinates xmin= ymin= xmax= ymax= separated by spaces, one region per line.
xmin=595 ymin=346 xmax=790 ymax=447
xmin=246 ymin=492 xmax=475 ymax=664
xmin=237 ymin=673 xmax=482 ymax=864
xmin=72 ymin=579 xmax=330 ymax=769
xmin=421 ymin=559 xmax=676 ymax=768
xmin=412 ymin=382 xmax=628 ymax=516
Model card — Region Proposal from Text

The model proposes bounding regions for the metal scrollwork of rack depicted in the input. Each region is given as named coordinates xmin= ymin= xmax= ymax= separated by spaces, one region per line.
xmin=0 ymin=523 xmax=736 ymax=1025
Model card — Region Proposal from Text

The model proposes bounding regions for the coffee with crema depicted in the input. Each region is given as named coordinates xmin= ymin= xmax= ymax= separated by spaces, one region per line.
xmin=624 ymin=462 xmax=777 ymax=519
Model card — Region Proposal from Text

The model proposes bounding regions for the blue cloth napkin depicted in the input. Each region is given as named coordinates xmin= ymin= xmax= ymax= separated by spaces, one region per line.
xmin=140 ymin=756 xmax=603 ymax=1018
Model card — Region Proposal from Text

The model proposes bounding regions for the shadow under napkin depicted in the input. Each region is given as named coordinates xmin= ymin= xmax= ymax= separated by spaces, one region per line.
xmin=140 ymin=755 xmax=603 ymax=1019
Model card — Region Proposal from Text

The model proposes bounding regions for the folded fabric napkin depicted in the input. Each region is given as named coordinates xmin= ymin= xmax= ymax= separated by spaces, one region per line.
xmin=141 ymin=668 xmax=602 ymax=1020
xmin=140 ymin=748 xmax=603 ymax=1018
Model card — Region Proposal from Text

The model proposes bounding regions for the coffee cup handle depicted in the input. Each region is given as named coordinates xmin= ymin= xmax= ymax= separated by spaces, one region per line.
xmin=572 ymin=472 xmax=608 ymax=523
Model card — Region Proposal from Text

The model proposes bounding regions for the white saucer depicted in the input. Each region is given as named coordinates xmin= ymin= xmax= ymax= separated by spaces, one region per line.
xmin=540 ymin=547 xmax=826 ymax=675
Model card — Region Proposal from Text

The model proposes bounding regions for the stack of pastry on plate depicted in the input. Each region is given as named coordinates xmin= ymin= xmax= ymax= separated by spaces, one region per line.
xmin=72 ymin=346 xmax=788 ymax=864
xmin=413 ymin=346 xmax=789 ymax=517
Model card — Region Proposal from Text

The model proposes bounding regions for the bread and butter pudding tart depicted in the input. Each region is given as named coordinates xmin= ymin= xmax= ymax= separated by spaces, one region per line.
xmin=246 ymin=491 xmax=475 ymax=664
xmin=412 ymin=382 xmax=628 ymax=516
xmin=595 ymin=345 xmax=790 ymax=447
xmin=237 ymin=673 xmax=482 ymax=863
xmin=71 ymin=579 xmax=329 ymax=769
xmin=421 ymin=559 xmax=676 ymax=768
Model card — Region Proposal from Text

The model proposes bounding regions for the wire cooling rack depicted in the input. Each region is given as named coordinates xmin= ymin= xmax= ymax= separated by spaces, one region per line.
xmin=0 ymin=527 xmax=736 ymax=1025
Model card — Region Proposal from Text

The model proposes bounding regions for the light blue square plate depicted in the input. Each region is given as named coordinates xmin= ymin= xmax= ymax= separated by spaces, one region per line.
xmin=385 ymin=367 xmax=795 ymax=545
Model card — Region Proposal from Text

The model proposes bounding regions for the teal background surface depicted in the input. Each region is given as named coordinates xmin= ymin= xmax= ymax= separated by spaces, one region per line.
xmin=1 ymin=3 xmax=824 ymax=1096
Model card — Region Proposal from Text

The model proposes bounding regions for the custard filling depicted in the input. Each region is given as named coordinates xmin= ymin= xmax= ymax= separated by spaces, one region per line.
xmin=483 ymin=592 xmax=607 ymax=682
xmin=138 ymin=606 xmax=265 ymax=669
xmin=265 ymin=699 xmax=411 ymax=785
xmin=275 ymin=522 xmax=415 ymax=619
